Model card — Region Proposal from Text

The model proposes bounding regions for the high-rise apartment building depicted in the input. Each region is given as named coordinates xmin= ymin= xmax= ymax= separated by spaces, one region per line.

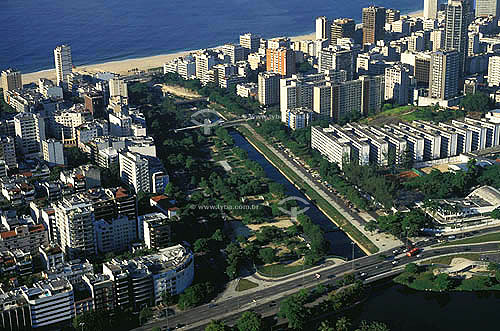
xmin=266 ymin=48 xmax=296 ymax=77
xmin=222 ymin=43 xmax=246 ymax=63
xmin=424 ymin=0 xmax=438 ymax=19
xmin=119 ymin=151 xmax=150 ymax=193
xmin=0 ymin=136 xmax=17 ymax=169
xmin=330 ymin=19 xmax=355 ymax=46
xmin=384 ymin=64 xmax=410 ymax=105
xmin=240 ymin=33 xmax=261 ymax=53
xmin=488 ymin=56 xmax=500 ymax=86
xmin=54 ymin=45 xmax=73 ymax=88
xmin=385 ymin=9 xmax=401 ymax=24
xmin=194 ymin=51 xmax=217 ymax=82
xmin=430 ymin=50 xmax=460 ymax=100
xmin=53 ymin=195 xmax=96 ymax=259
xmin=42 ymin=139 xmax=64 ymax=166
xmin=316 ymin=16 xmax=332 ymax=41
xmin=476 ymin=0 xmax=500 ymax=17
xmin=109 ymin=78 xmax=128 ymax=99
xmin=445 ymin=0 xmax=470 ymax=78
xmin=14 ymin=112 xmax=45 ymax=157
xmin=362 ymin=6 xmax=386 ymax=45
xmin=319 ymin=47 xmax=357 ymax=80
xmin=258 ymin=72 xmax=281 ymax=105
xmin=1 ymin=69 xmax=22 ymax=100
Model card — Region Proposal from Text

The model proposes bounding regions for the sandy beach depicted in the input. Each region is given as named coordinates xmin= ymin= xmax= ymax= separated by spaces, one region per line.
xmin=20 ymin=8 xmax=424 ymax=86
xmin=21 ymin=32 xmax=316 ymax=85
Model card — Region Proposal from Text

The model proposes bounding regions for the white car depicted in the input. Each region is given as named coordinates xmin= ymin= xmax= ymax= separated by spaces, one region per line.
xmin=392 ymin=260 xmax=399 ymax=265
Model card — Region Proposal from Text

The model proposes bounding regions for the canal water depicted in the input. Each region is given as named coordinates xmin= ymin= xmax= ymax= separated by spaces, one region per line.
xmin=231 ymin=131 xmax=365 ymax=259
xmin=340 ymin=281 xmax=500 ymax=331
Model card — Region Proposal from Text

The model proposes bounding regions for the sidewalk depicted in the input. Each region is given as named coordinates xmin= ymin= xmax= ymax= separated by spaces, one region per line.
xmin=243 ymin=124 xmax=402 ymax=253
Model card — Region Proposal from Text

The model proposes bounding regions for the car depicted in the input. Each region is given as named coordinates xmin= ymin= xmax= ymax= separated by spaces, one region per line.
xmin=416 ymin=254 xmax=421 ymax=258
xmin=175 ymin=323 xmax=185 ymax=329
xmin=360 ymin=272 xmax=367 ymax=277
xmin=208 ymin=303 xmax=217 ymax=308
xmin=269 ymin=301 xmax=277 ymax=307
xmin=392 ymin=260 xmax=399 ymax=265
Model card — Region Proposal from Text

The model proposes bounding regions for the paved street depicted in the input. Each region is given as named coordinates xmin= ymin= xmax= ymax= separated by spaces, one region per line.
xmin=135 ymin=240 xmax=500 ymax=331
xmin=243 ymin=124 xmax=402 ymax=252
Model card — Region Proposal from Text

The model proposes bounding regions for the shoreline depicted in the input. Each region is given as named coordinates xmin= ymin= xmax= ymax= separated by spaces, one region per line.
xmin=21 ymin=8 xmax=424 ymax=85
xmin=21 ymin=32 xmax=316 ymax=85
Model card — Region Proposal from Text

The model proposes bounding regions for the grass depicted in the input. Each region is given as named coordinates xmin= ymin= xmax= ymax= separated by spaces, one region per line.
xmin=235 ymin=279 xmax=259 ymax=292
xmin=237 ymin=126 xmax=379 ymax=254
xmin=257 ymin=263 xmax=309 ymax=278
xmin=424 ymin=253 xmax=482 ymax=265
xmin=436 ymin=232 xmax=500 ymax=247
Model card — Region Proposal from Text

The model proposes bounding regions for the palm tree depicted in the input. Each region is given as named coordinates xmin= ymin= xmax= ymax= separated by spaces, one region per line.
xmin=318 ymin=321 xmax=334 ymax=331
xmin=335 ymin=317 xmax=352 ymax=331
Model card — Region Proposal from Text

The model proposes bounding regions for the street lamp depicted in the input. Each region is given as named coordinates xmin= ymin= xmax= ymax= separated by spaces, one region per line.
xmin=351 ymin=242 xmax=355 ymax=271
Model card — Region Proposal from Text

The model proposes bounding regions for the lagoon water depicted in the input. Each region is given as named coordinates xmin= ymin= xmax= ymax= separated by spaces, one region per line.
xmin=2 ymin=0 xmax=422 ymax=73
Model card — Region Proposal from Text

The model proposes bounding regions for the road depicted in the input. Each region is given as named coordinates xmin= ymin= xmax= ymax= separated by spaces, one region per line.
xmin=135 ymin=241 xmax=500 ymax=331
xmin=242 ymin=124 xmax=401 ymax=252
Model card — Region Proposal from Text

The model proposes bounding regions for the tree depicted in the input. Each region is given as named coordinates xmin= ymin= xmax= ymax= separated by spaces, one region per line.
xmin=356 ymin=320 xmax=390 ymax=331
xmin=236 ymin=311 xmax=264 ymax=331
xmin=205 ymin=320 xmax=227 ymax=331
xmin=162 ymin=290 xmax=176 ymax=306
xmin=178 ymin=282 xmax=215 ymax=309
xmin=460 ymin=92 xmax=491 ymax=113
xmin=65 ymin=147 xmax=89 ymax=168
xmin=194 ymin=238 xmax=209 ymax=253
xmin=491 ymin=208 xmax=500 ymax=219
xmin=405 ymin=263 xmax=418 ymax=274
xmin=139 ymin=307 xmax=153 ymax=325
xmin=317 ymin=321 xmax=334 ymax=331
xmin=335 ymin=317 xmax=352 ymax=331
xmin=259 ymin=247 xmax=276 ymax=264
xmin=279 ymin=290 xmax=309 ymax=330
xmin=434 ymin=273 xmax=451 ymax=291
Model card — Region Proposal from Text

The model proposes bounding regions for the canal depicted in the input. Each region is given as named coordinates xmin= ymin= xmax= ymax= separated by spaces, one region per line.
xmin=231 ymin=131 xmax=365 ymax=259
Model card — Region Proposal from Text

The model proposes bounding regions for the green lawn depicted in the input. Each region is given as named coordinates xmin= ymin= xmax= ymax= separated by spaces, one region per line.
xmin=436 ymin=232 xmax=500 ymax=247
xmin=237 ymin=126 xmax=379 ymax=254
xmin=235 ymin=279 xmax=259 ymax=292
xmin=424 ymin=253 xmax=481 ymax=265
xmin=257 ymin=263 xmax=308 ymax=278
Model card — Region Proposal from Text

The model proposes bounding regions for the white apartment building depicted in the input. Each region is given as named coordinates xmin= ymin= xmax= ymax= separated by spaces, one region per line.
xmin=53 ymin=195 xmax=96 ymax=259
xmin=54 ymin=45 xmax=73 ymax=88
xmin=222 ymin=43 xmax=246 ymax=63
xmin=285 ymin=108 xmax=314 ymax=130
xmin=42 ymin=139 xmax=64 ymax=166
xmin=21 ymin=278 xmax=74 ymax=328
xmin=488 ymin=56 xmax=500 ymax=87
xmin=258 ymin=72 xmax=280 ymax=106
xmin=194 ymin=51 xmax=217 ymax=82
xmin=119 ymin=151 xmax=150 ymax=193
xmin=95 ymin=215 xmax=137 ymax=254
xmin=109 ymin=78 xmax=128 ymax=99
xmin=163 ymin=56 xmax=196 ymax=79
xmin=476 ymin=0 xmax=500 ymax=17
xmin=14 ymin=112 xmax=45 ymax=157
xmin=311 ymin=126 xmax=351 ymax=169
xmin=385 ymin=64 xmax=410 ymax=105
xmin=109 ymin=112 xmax=132 ymax=137
xmin=240 ymin=33 xmax=261 ymax=53
xmin=429 ymin=50 xmax=460 ymax=100
xmin=424 ymin=0 xmax=438 ymax=19
xmin=50 ymin=104 xmax=92 ymax=145
xmin=236 ymin=82 xmax=258 ymax=98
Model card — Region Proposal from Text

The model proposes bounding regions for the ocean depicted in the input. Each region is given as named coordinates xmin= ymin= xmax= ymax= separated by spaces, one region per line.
xmin=2 ymin=0 xmax=423 ymax=73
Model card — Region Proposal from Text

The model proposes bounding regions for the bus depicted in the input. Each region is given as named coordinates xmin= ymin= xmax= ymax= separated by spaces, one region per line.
xmin=407 ymin=248 xmax=419 ymax=257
